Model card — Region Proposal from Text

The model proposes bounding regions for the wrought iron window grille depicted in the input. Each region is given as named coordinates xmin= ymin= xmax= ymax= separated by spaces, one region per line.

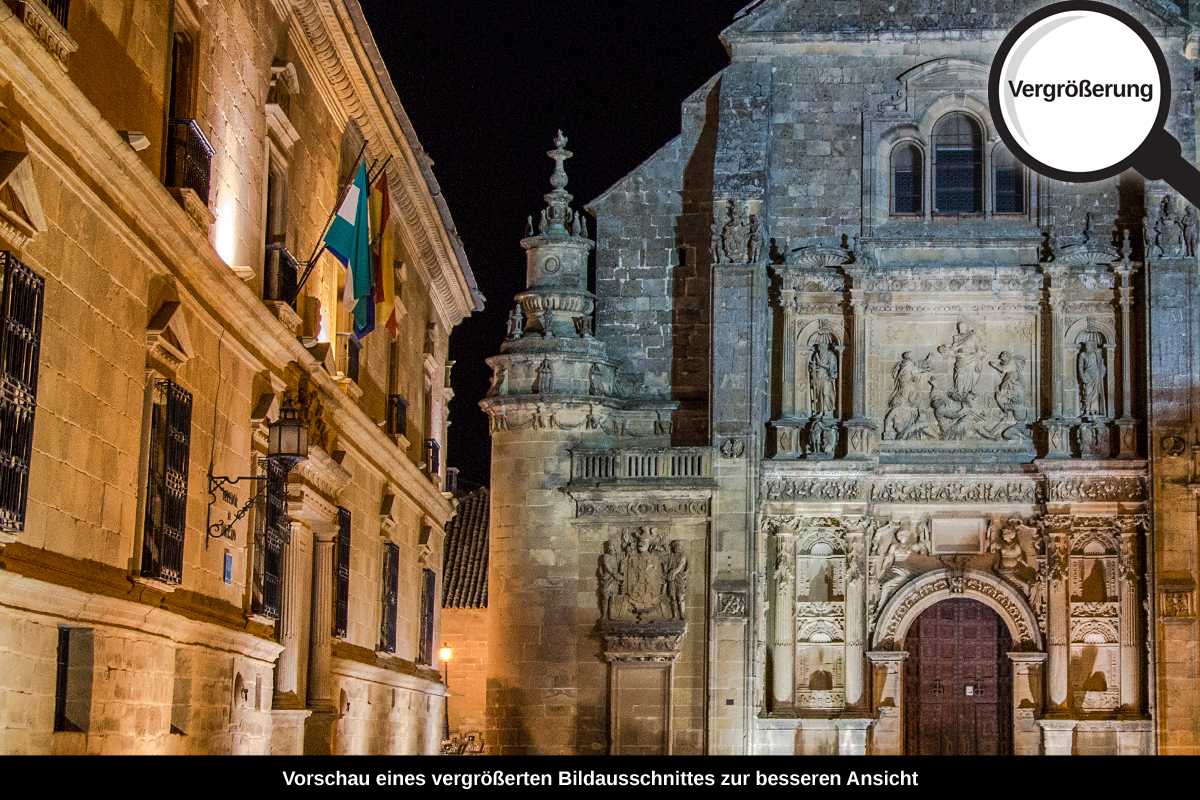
xmin=264 ymin=242 xmax=300 ymax=309
xmin=165 ymin=119 xmax=215 ymax=205
xmin=0 ymin=252 xmax=44 ymax=534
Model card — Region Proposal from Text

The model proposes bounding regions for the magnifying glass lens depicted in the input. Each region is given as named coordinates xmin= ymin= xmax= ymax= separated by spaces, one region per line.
xmin=998 ymin=10 xmax=1161 ymax=174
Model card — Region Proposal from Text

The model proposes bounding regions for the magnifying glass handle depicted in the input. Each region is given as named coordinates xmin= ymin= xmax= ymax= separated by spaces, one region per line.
xmin=1132 ymin=128 xmax=1200 ymax=210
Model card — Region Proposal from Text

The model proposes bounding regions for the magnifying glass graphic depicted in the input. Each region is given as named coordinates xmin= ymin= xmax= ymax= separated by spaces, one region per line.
xmin=989 ymin=0 xmax=1200 ymax=205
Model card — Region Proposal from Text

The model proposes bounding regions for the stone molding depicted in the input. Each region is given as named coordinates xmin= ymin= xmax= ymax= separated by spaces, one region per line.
xmin=332 ymin=655 xmax=447 ymax=696
xmin=872 ymin=568 xmax=1042 ymax=651
xmin=11 ymin=0 xmax=77 ymax=70
xmin=570 ymin=492 xmax=711 ymax=520
xmin=599 ymin=620 xmax=686 ymax=663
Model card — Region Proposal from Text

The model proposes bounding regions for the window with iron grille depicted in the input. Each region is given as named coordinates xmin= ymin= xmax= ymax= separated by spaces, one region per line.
xmin=379 ymin=542 xmax=399 ymax=653
xmin=933 ymin=113 xmax=983 ymax=216
xmin=251 ymin=458 xmax=289 ymax=620
xmin=0 ymin=252 xmax=44 ymax=533
xmin=333 ymin=506 xmax=351 ymax=638
xmin=387 ymin=394 xmax=408 ymax=438
xmin=892 ymin=143 xmax=923 ymax=215
xmin=993 ymin=147 xmax=1026 ymax=214
xmin=418 ymin=567 xmax=436 ymax=665
xmin=142 ymin=379 xmax=192 ymax=584
xmin=424 ymin=438 xmax=440 ymax=480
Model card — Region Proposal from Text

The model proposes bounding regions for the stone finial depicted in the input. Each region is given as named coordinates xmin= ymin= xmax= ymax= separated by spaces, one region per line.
xmin=536 ymin=131 xmax=578 ymax=237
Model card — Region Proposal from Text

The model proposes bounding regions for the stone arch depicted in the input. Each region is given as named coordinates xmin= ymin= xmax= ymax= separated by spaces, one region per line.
xmin=871 ymin=568 xmax=1042 ymax=651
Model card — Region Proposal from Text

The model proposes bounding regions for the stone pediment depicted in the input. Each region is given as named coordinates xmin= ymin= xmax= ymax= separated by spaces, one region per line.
xmin=0 ymin=123 xmax=47 ymax=251
xmin=724 ymin=0 xmax=1187 ymax=37
xmin=146 ymin=301 xmax=195 ymax=370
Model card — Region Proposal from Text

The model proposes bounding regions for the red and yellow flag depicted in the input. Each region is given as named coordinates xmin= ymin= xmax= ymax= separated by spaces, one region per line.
xmin=369 ymin=173 xmax=398 ymax=339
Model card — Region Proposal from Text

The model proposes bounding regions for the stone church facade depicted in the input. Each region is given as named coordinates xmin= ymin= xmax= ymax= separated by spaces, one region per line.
xmin=482 ymin=1 xmax=1198 ymax=755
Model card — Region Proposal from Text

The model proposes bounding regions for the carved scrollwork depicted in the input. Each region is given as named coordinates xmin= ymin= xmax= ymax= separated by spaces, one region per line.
xmin=764 ymin=478 xmax=861 ymax=501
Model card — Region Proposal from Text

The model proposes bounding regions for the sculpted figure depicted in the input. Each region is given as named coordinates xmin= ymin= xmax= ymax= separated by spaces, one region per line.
xmin=877 ymin=525 xmax=929 ymax=612
xmin=808 ymin=342 xmax=838 ymax=417
xmin=1156 ymin=197 xmax=1182 ymax=256
xmin=938 ymin=321 xmax=987 ymax=399
xmin=535 ymin=358 xmax=553 ymax=394
xmin=664 ymin=540 xmax=689 ymax=619
xmin=486 ymin=366 xmax=508 ymax=398
xmin=1183 ymin=206 xmax=1199 ymax=257
xmin=989 ymin=351 xmax=1030 ymax=439
xmin=599 ymin=541 xmax=624 ymax=620
xmin=749 ymin=213 xmax=765 ymax=263
xmin=589 ymin=362 xmax=602 ymax=395
xmin=882 ymin=352 xmax=934 ymax=440
xmin=1142 ymin=213 xmax=1156 ymax=258
xmin=1078 ymin=341 xmax=1107 ymax=418
xmin=989 ymin=520 xmax=1034 ymax=594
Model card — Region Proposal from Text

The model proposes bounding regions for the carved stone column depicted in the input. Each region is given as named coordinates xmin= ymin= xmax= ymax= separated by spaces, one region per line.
xmin=1043 ymin=266 xmax=1072 ymax=458
xmin=865 ymin=650 xmax=907 ymax=755
xmin=1046 ymin=520 xmax=1072 ymax=710
xmin=274 ymin=519 xmax=305 ymax=696
xmin=1114 ymin=264 xmax=1138 ymax=457
xmin=1008 ymin=652 xmax=1048 ymax=755
xmin=844 ymin=277 xmax=875 ymax=458
xmin=844 ymin=531 xmax=866 ymax=709
xmin=780 ymin=286 xmax=796 ymax=418
xmin=1117 ymin=518 xmax=1141 ymax=713
xmin=306 ymin=524 xmax=337 ymax=710
xmin=772 ymin=534 xmax=795 ymax=708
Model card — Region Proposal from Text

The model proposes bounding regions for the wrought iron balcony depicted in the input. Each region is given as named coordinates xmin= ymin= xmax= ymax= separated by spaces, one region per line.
xmin=165 ymin=119 xmax=214 ymax=204
xmin=44 ymin=0 xmax=68 ymax=26
xmin=263 ymin=242 xmax=299 ymax=309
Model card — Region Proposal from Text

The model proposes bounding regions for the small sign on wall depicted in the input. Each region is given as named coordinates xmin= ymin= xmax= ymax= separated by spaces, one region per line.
xmin=224 ymin=552 xmax=233 ymax=585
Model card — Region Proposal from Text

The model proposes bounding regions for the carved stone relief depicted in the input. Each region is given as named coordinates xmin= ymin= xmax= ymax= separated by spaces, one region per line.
xmin=598 ymin=527 xmax=688 ymax=622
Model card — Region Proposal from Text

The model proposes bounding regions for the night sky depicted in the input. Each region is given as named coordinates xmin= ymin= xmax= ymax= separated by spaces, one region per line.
xmin=357 ymin=2 xmax=749 ymax=488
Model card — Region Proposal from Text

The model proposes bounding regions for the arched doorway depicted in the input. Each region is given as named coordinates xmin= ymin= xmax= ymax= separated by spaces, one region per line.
xmin=903 ymin=598 xmax=1012 ymax=755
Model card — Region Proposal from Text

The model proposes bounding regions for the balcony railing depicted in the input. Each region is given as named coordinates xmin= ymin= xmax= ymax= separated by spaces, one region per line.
xmin=165 ymin=119 xmax=214 ymax=204
xmin=570 ymin=448 xmax=712 ymax=484
xmin=44 ymin=0 xmax=68 ymax=26
xmin=263 ymin=243 xmax=299 ymax=309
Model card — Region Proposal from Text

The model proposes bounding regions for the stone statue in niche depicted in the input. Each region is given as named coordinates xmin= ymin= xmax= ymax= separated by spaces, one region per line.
xmin=749 ymin=213 xmax=765 ymax=263
xmin=882 ymin=352 xmax=934 ymax=440
xmin=597 ymin=527 xmax=685 ymax=622
xmin=808 ymin=342 xmax=838 ymax=417
xmin=534 ymin=358 xmax=553 ymax=394
xmin=711 ymin=205 xmax=727 ymax=265
xmin=1183 ymin=206 xmax=1198 ymax=257
xmin=938 ymin=320 xmax=987 ymax=401
xmin=989 ymin=351 xmax=1030 ymax=440
xmin=1142 ymin=212 xmax=1155 ymax=258
xmin=1078 ymin=341 xmax=1107 ymax=418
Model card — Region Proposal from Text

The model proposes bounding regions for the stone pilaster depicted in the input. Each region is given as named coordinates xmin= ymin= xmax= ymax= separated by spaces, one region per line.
xmin=274 ymin=519 xmax=305 ymax=696
xmin=866 ymin=650 xmax=906 ymax=755
xmin=1114 ymin=263 xmax=1138 ymax=457
xmin=844 ymin=277 xmax=875 ymax=459
xmin=1009 ymin=652 xmax=1047 ymax=755
xmin=1046 ymin=521 xmax=1072 ymax=711
xmin=1043 ymin=265 xmax=1073 ymax=458
xmin=771 ymin=534 xmax=795 ymax=708
xmin=844 ymin=531 xmax=866 ymax=709
xmin=1117 ymin=518 xmax=1142 ymax=714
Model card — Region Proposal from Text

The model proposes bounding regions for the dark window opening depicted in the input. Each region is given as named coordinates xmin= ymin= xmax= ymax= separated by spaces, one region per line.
xmin=387 ymin=394 xmax=408 ymax=438
xmin=892 ymin=144 xmax=923 ymax=215
xmin=424 ymin=438 xmax=440 ymax=483
xmin=379 ymin=542 xmax=399 ymax=653
xmin=994 ymin=148 xmax=1026 ymax=214
xmin=54 ymin=627 xmax=93 ymax=733
xmin=333 ymin=507 xmax=350 ymax=638
xmin=933 ymin=113 xmax=983 ymax=215
xmin=418 ymin=568 xmax=435 ymax=666
xmin=142 ymin=379 xmax=192 ymax=585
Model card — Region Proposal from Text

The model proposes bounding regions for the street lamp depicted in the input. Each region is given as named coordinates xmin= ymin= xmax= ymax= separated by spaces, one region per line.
xmin=206 ymin=399 xmax=308 ymax=545
xmin=440 ymin=644 xmax=452 ymax=744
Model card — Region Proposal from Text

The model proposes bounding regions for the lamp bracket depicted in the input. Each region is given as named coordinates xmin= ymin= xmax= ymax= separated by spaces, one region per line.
xmin=205 ymin=472 xmax=278 ymax=547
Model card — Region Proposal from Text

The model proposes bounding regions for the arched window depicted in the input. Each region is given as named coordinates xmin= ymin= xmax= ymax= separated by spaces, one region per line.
xmin=892 ymin=144 xmax=922 ymax=215
xmin=993 ymin=146 xmax=1025 ymax=214
xmin=933 ymin=113 xmax=982 ymax=215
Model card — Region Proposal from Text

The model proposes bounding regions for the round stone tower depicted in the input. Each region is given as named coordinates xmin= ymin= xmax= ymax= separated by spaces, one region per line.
xmin=480 ymin=133 xmax=612 ymax=754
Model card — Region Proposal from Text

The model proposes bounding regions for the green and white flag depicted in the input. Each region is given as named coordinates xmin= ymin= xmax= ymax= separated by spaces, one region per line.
xmin=323 ymin=162 xmax=373 ymax=333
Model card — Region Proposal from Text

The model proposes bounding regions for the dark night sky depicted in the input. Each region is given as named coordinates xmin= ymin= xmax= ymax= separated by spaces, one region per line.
xmin=356 ymin=2 xmax=748 ymax=488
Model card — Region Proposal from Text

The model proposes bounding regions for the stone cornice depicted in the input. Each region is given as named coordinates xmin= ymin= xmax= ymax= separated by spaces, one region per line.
xmin=0 ymin=13 xmax=455 ymax=528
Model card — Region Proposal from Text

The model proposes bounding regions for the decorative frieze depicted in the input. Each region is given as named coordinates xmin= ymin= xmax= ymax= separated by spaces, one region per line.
xmin=870 ymin=479 xmax=1039 ymax=504
xmin=764 ymin=478 xmax=862 ymax=501
xmin=1046 ymin=476 xmax=1146 ymax=502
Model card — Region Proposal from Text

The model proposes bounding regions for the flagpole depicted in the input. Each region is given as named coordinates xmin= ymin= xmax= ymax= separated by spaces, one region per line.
xmin=294 ymin=141 xmax=370 ymax=297
xmin=368 ymin=155 xmax=392 ymax=186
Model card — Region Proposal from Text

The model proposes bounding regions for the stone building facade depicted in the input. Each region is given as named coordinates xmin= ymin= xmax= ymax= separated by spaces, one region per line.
xmin=0 ymin=0 xmax=480 ymax=753
xmin=482 ymin=1 xmax=1198 ymax=755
